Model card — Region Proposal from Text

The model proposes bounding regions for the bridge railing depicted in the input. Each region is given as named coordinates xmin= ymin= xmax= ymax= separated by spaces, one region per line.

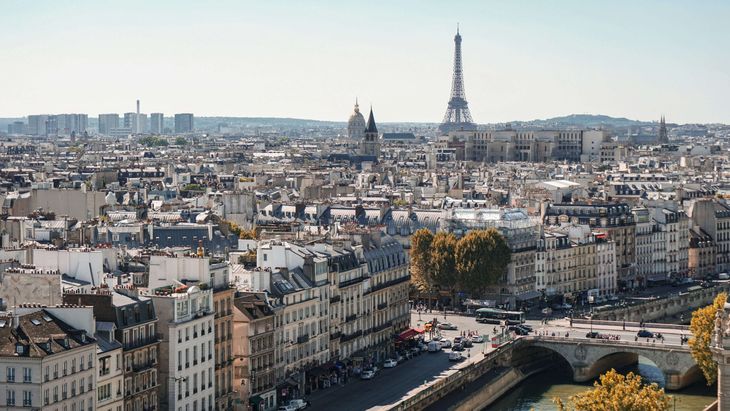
xmin=521 ymin=335 xmax=689 ymax=350
xmin=571 ymin=318 xmax=690 ymax=332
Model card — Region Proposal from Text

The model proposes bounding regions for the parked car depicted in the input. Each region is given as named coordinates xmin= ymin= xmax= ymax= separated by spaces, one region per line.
xmin=719 ymin=273 xmax=729 ymax=280
xmin=395 ymin=353 xmax=405 ymax=363
xmin=360 ymin=370 xmax=375 ymax=380
xmin=438 ymin=322 xmax=458 ymax=330
xmin=410 ymin=347 xmax=421 ymax=356
xmin=453 ymin=336 xmax=463 ymax=345
xmin=428 ymin=340 xmax=442 ymax=352
xmin=452 ymin=343 xmax=464 ymax=351
xmin=439 ymin=338 xmax=452 ymax=348
xmin=586 ymin=331 xmax=601 ymax=339
xmin=278 ymin=406 xmax=298 ymax=411
xmin=519 ymin=324 xmax=533 ymax=331
xmin=472 ymin=335 xmax=484 ymax=343
xmin=463 ymin=338 xmax=473 ymax=347
xmin=448 ymin=352 xmax=465 ymax=362
xmin=286 ymin=399 xmax=309 ymax=410
xmin=383 ymin=359 xmax=397 ymax=368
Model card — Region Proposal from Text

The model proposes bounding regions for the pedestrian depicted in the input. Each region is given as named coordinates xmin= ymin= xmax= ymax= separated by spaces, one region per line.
xmin=622 ymin=320 xmax=626 ymax=331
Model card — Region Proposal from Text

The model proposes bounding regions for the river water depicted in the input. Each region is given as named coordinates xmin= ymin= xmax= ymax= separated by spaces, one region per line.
xmin=489 ymin=357 xmax=716 ymax=410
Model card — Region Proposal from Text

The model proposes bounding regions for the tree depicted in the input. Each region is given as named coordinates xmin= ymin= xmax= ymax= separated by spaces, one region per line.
xmin=430 ymin=232 xmax=458 ymax=296
xmin=553 ymin=369 xmax=670 ymax=411
xmin=455 ymin=228 xmax=511 ymax=297
xmin=175 ymin=137 xmax=188 ymax=146
xmin=689 ymin=292 xmax=727 ymax=385
xmin=409 ymin=229 xmax=434 ymax=293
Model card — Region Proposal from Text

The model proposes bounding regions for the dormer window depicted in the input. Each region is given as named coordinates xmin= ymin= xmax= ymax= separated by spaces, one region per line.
xmin=15 ymin=344 xmax=24 ymax=355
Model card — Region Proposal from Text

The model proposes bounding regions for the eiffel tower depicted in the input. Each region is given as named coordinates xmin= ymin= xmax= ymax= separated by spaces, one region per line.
xmin=439 ymin=25 xmax=477 ymax=133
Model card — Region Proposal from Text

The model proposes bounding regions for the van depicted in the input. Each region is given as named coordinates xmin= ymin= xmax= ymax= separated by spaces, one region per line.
xmin=719 ymin=273 xmax=729 ymax=280
xmin=427 ymin=340 xmax=441 ymax=352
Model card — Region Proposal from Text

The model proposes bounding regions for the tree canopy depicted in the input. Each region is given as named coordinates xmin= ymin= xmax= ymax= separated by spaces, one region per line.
xmin=430 ymin=232 xmax=458 ymax=293
xmin=553 ymin=369 xmax=670 ymax=411
xmin=409 ymin=228 xmax=511 ymax=298
xmin=455 ymin=228 xmax=511 ymax=297
xmin=689 ymin=292 xmax=727 ymax=385
xmin=409 ymin=229 xmax=434 ymax=292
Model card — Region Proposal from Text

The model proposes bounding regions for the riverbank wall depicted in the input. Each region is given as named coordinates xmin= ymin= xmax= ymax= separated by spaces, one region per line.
xmin=592 ymin=284 xmax=730 ymax=322
xmin=384 ymin=342 xmax=517 ymax=411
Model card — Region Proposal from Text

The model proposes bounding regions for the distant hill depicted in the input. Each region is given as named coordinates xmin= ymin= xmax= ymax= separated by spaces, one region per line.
xmin=505 ymin=114 xmax=651 ymax=129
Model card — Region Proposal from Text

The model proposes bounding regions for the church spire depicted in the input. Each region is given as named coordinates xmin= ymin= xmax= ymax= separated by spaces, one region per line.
xmin=365 ymin=107 xmax=378 ymax=134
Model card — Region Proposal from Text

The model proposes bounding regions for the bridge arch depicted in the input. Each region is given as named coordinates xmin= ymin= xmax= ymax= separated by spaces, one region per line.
xmin=524 ymin=338 xmax=702 ymax=390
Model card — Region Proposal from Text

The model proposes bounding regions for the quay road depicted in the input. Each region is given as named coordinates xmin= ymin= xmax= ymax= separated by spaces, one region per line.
xmin=307 ymin=311 xmax=689 ymax=411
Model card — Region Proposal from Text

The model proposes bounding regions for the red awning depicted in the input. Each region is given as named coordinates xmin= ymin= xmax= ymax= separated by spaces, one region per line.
xmin=397 ymin=328 xmax=424 ymax=340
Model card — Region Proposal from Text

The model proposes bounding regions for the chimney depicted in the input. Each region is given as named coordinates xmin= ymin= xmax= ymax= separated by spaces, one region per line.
xmin=136 ymin=99 xmax=140 ymax=116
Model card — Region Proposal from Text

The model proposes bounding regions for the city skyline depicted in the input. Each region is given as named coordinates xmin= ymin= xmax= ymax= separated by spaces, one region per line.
xmin=3 ymin=1 xmax=730 ymax=124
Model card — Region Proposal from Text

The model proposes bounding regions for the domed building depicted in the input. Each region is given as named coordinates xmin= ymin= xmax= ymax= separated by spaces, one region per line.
xmin=347 ymin=99 xmax=366 ymax=140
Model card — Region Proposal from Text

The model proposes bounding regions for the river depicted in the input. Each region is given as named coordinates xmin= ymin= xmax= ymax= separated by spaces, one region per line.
xmin=489 ymin=357 xmax=716 ymax=410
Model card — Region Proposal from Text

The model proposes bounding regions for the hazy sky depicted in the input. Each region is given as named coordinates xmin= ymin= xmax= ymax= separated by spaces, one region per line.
xmin=3 ymin=0 xmax=729 ymax=123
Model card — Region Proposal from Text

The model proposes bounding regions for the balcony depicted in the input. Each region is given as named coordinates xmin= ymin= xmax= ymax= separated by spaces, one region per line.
xmin=345 ymin=314 xmax=357 ymax=323
xmin=372 ymin=321 xmax=393 ymax=333
xmin=340 ymin=330 xmax=362 ymax=343
xmin=339 ymin=277 xmax=365 ymax=288
xmin=124 ymin=335 xmax=160 ymax=350
xmin=376 ymin=302 xmax=388 ymax=310
xmin=132 ymin=359 xmax=156 ymax=373
xmin=329 ymin=331 xmax=342 ymax=341
xmin=296 ymin=334 xmax=310 ymax=344
xmin=329 ymin=295 xmax=341 ymax=304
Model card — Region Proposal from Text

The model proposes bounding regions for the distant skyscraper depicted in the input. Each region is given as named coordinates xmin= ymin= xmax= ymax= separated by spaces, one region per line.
xmin=347 ymin=99 xmax=366 ymax=140
xmin=7 ymin=121 xmax=25 ymax=135
xmin=124 ymin=112 xmax=147 ymax=134
xmin=98 ymin=113 xmax=119 ymax=135
xmin=174 ymin=113 xmax=194 ymax=134
xmin=658 ymin=116 xmax=669 ymax=143
xmin=27 ymin=115 xmax=49 ymax=136
xmin=150 ymin=113 xmax=164 ymax=134
xmin=439 ymin=26 xmax=477 ymax=134
xmin=56 ymin=114 xmax=87 ymax=135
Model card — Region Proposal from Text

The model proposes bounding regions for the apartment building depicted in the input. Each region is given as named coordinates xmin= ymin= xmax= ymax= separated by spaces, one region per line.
xmin=233 ymin=292 xmax=276 ymax=411
xmin=689 ymin=199 xmax=730 ymax=274
xmin=0 ymin=307 xmax=97 ymax=411
xmin=95 ymin=330 xmax=125 ymax=411
xmin=64 ymin=289 xmax=160 ymax=411
xmin=689 ymin=226 xmax=716 ymax=278
xmin=544 ymin=203 xmax=636 ymax=290
xmin=147 ymin=252 xmax=235 ymax=410
xmin=149 ymin=285 xmax=215 ymax=411
xmin=444 ymin=208 xmax=539 ymax=307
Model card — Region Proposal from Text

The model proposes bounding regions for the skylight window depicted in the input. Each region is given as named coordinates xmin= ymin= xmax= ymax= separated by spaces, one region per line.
xmin=30 ymin=319 xmax=41 ymax=326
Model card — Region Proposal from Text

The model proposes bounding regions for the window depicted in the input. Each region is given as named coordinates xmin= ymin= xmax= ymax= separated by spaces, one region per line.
xmin=62 ymin=383 xmax=67 ymax=399
xmin=23 ymin=390 xmax=31 ymax=406
xmin=6 ymin=367 xmax=15 ymax=382
xmin=44 ymin=389 xmax=49 ymax=405
xmin=23 ymin=367 xmax=31 ymax=383
xmin=6 ymin=389 xmax=15 ymax=406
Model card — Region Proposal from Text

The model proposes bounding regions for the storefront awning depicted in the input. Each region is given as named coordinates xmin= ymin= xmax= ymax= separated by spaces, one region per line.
xmin=397 ymin=328 xmax=424 ymax=341
xmin=249 ymin=395 xmax=263 ymax=405
xmin=516 ymin=290 xmax=542 ymax=301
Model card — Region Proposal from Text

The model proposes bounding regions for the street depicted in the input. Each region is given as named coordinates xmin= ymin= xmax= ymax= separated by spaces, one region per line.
xmin=306 ymin=311 xmax=690 ymax=411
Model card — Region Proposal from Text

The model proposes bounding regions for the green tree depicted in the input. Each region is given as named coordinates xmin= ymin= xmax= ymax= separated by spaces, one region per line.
xmin=455 ymin=228 xmax=511 ymax=297
xmin=689 ymin=292 xmax=727 ymax=385
xmin=175 ymin=137 xmax=188 ymax=146
xmin=409 ymin=229 xmax=434 ymax=292
xmin=554 ymin=369 xmax=669 ymax=411
xmin=430 ymin=232 xmax=458 ymax=295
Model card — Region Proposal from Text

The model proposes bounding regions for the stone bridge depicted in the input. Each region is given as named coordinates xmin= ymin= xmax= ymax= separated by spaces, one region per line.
xmin=518 ymin=336 xmax=700 ymax=390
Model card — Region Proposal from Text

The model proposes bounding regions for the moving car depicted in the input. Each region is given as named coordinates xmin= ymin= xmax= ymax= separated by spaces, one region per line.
xmin=472 ymin=335 xmax=484 ymax=343
xmin=439 ymin=338 xmax=452 ymax=348
xmin=383 ymin=359 xmax=397 ymax=368
xmin=438 ymin=322 xmax=458 ymax=330
xmin=637 ymin=329 xmax=656 ymax=338
xmin=462 ymin=338 xmax=473 ymax=347
xmin=452 ymin=343 xmax=464 ymax=351
xmin=361 ymin=370 xmax=375 ymax=380
xmin=448 ymin=352 xmax=465 ymax=362
xmin=278 ymin=406 xmax=298 ymax=411
xmin=509 ymin=325 xmax=529 ymax=335
xmin=586 ymin=331 xmax=602 ymax=339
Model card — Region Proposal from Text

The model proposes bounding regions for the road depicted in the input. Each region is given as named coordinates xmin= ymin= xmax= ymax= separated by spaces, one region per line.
xmin=306 ymin=311 xmax=689 ymax=410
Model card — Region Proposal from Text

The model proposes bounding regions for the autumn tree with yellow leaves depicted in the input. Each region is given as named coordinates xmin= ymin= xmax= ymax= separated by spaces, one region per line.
xmin=553 ymin=369 xmax=670 ymax=411
xmin=689 ymin=292 xmax=727 ymax=385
